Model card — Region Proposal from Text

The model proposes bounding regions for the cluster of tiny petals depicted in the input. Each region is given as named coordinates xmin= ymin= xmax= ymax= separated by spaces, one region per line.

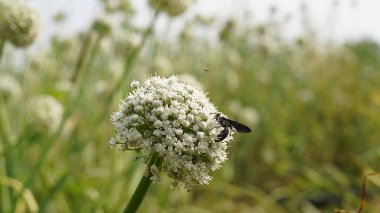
xmin=110 ymin=76 xmax=233 ymax=190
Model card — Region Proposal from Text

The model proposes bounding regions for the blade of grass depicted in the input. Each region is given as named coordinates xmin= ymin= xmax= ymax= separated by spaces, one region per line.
xmin=0 ymin=176 xmax=39 ymax=213
xmin=0 ymin=98 xmax=15 ymax=212
xmin=38 ymin=173 xmax=69 ymax=213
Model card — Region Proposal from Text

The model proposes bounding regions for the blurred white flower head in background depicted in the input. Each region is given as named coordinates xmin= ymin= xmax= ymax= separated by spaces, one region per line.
xmin=0 ymin=73 xmax=22 ymax=102
xmin=227 ymin=50 xmax=242 ymax=66
xmin=91 ymin=16 xmax=112 ymax=37
xmin=154 ymin=56 xmax=173 ymax=76
xmin=94 ymin=80 xmax=110 ymax=97
xmin=26 ymin=95 xmax=64 ymax=134
xmin=148 ymin=0 xmax=194 ymax=17
xmin=109 ymin=59 xmax=124 ymax=80
xmin=228 ymin=100 xmax=260 ymax=128
xmin=226 ymin=70 xmax=240 ymax=91
xmin=54 ymin=80 xmax=74 ymax=93
xmin=0 ymin=0 xmax=41 ymax=47
xmin=110 ymin=75 xmax=233 ymax=190
xmin=178 ymin=73 xmax=203 ymax=91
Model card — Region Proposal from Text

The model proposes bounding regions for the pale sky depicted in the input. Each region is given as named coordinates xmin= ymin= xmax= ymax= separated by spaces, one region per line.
xmin=29 ymin=0 xmax=380 ymax=46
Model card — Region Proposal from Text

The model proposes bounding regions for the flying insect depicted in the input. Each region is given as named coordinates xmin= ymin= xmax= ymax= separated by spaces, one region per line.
xmin=214 ymin=113 xmax=251 ymax=142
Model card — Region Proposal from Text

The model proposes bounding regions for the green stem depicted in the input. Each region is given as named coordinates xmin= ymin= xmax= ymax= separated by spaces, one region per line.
xmin=0 ymin=97 xmax=12 ymax=212
xmin=102 ymin=10 xmax=160 ymax=114
xmin=71 ymin=33 xmax=94 ymax=83
xmin=123 ymin=153 xmax=161 ymax=213
xmin=0 ymin=39 xmax=4 ymax=61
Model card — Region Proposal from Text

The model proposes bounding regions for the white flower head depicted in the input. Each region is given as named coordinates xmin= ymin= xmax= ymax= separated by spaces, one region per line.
xmin=110 ymin=76 xmax=234 ymax=190
xmin=0 ymin=1 xmax=41 ymax=47
xmin=0 ymin=73 xmax=22 ymax=102
xmin=26 ymin=95 xmax=64 ymax=134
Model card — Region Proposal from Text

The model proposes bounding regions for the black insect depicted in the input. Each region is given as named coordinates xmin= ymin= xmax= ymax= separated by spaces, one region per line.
xmin=214 ymin=113 xmax=251 ymax=142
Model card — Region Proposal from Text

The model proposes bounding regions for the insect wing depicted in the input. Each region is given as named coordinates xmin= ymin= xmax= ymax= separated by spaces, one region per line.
xmin=228 ymin=119 xmax=251 ymax=133
xmin=215 ymin=127 xmax=229 ymax=142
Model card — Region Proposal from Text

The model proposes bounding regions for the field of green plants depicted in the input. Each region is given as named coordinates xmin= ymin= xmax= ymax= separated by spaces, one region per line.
xmin=1 ymin=1 xmax=380 ymax=212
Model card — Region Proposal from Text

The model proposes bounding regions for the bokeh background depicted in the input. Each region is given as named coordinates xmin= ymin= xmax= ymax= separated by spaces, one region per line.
xmin=1 ymin=0 xmax=380 ymax=212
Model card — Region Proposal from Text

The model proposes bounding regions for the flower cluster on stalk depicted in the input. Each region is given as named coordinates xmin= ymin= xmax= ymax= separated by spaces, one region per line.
xmin=110 ymin=76 xmax=234 ymax=190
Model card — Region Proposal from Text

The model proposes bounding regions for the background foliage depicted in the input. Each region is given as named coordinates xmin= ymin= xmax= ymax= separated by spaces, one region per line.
xmin=1 ymin=1 xmax=380 ymax=212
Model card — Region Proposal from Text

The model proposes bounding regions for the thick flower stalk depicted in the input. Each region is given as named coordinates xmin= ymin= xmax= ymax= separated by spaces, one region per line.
xmin=110 ymin=76 xmax=234 ymax=191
